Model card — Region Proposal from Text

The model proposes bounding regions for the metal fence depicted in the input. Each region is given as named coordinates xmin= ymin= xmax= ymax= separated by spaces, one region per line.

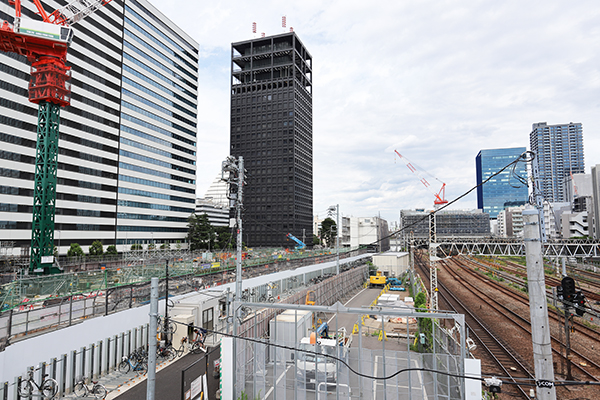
xmin=230 ymin=299 xmax=467 ymax=399
xmin=0 ymin=249 xmax=367 ymax=348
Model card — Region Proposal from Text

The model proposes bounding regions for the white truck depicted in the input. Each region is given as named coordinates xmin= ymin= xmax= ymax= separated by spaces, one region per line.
xmin=295 ymin=322 xmax=352 ymax=387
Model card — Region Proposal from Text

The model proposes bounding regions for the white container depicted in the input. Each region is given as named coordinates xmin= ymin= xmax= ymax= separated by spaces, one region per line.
xmin=269 ymin=310 xmax=312 ymax=362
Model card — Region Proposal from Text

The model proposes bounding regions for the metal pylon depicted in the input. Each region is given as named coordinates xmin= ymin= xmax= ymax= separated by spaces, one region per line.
xmin=429 ymin=212 xmax=438 ymax=310
xmin=30 ymin=101 xmax=61 ymax=274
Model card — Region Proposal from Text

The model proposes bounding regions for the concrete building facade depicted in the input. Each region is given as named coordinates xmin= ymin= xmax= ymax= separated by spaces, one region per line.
xmin=341 ymin=216 xmax=390 ymax=252
xmin=530 ymin=122 xmax=584 ymax=203
xmin=591 ymin=165 xmax=600 ymax=239
xmin=0 ymin=0 xmax=198 ymax=255
xmin=230 ymin=32 xmax=313 ymax=248
xmin=497 ymin=205 xmax=526 ymax=238
xmin=195 ymin=198 xmax=229 ymax=227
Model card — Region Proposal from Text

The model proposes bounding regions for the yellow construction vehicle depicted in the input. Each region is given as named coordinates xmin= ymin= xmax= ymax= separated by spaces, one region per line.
xmin=369 ymin=271 xmax=386 ymax=288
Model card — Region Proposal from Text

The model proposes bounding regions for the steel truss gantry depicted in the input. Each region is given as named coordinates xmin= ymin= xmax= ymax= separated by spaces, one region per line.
xmin=431 ymin=238 xmax=600 ymax=259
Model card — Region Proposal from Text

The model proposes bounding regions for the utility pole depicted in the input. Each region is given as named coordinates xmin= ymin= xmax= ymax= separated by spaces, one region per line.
xmin=222 ymin=155 xmax=245 ymax=398
xmin=147 ymin=277 xmax=158 ymax=400
xmin=163 ymin=259 xmax=169 ymax=344
xmin=523 ymin=208 xmax=556 ymax=400
xmin=328 ymin=205 xmax=340 ymax=274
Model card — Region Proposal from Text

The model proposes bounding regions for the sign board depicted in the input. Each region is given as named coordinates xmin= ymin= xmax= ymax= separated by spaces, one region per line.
xmin=190 ymin=375 xmax=202 ymax=400
xmin=41 ymin=256 xmax=54 ymax=264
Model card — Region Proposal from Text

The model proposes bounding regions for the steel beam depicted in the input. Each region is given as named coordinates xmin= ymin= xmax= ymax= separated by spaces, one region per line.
xmin=30 ymin=101 xmax=61 ymax=274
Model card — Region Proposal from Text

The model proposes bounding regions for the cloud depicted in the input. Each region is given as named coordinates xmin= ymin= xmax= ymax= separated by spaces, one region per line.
xmin=155 ymin=0 xmax=600 ymax=224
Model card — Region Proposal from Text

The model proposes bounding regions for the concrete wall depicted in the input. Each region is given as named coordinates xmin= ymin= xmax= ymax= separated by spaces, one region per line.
xmin=0 ymin=303 xmax=158 ymax=382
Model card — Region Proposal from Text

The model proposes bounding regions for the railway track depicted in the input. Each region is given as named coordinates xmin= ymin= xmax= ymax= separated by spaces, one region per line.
xmin=444 ymin=257 xmax=600 ymax=382
xmin=463 ymin=255 xmax=600 ymax=336
xmin=415 ymin=253 xmax=534 ymax=399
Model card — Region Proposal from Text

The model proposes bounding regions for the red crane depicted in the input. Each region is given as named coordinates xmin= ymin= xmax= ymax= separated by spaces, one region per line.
xmin=1 ymin=0 xmax=112 ymax=273
xmin=394 ymin=150 xmax=448 ymax=207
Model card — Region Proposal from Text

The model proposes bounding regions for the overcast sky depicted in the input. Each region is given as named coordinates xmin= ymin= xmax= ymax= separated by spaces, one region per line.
xmin=155 ymin=0 xmax=600 ymax=225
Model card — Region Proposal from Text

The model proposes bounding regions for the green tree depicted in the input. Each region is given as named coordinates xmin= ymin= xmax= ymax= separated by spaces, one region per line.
xmin=312 ymin=234 xmax=320 ymax=246
xmin=148 ymin=242 xmax=156 ymax=250
xmin=67 ymin=243 xmax=84 ymax=257
xmin=187 ymin=213 xmax=216 ymax=251
xmin=160 ymin=242 xmax=170 ymax=250
xmin=89 ymin=240 xmax=104 ymax=256
xmin=215 ymin=226 xmax=233 ymax=250
xmin=106 ymin=245 xmax=118 ymax=255
xmin=130 ymin=243 xmax=142 ymax=251
xmin=319 ymin=217 xmax=337 ymax=247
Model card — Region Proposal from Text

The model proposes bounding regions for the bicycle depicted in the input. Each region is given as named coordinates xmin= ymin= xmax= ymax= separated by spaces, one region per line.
xmin=156 ymin=315 xmax=177 ymax=334
xmin=118 ymin=350 xmax=148 ymax=374
xmin=73 ymin=377 xmax=107 ymax=399
xmin=156 ymin=342 xmax=177 ymax=361
xmin=18 ymin=369 xmax=58 ymax=399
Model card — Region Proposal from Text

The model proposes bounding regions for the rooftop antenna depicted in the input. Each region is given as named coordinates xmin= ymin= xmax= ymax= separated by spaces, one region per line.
xmin=282 ymin=15 xmax=286 ymax=32
xmin=252 ymin=22 xmax=256 ymax=38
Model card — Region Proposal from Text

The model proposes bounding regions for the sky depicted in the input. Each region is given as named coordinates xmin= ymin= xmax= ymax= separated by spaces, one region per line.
xmin=154 ymin=0 xmax=600 ymax=225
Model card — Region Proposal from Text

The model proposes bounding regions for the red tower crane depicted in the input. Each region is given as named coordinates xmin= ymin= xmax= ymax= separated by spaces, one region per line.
xmin=1 ymin=0 xmax=112 ymax=273
xmin=394 ymin=150 xmax=448 ymax=207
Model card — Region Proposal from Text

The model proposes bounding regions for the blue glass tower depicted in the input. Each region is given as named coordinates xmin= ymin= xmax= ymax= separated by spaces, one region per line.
xmin=476 ymin=147 xmax=528 ymax=218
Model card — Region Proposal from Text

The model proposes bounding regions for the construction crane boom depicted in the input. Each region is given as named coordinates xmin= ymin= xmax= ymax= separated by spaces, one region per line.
xmin=1 ymin=0 xmax=112 ymax=274
xmin=394 ymin=149 xmax=448 ymax=207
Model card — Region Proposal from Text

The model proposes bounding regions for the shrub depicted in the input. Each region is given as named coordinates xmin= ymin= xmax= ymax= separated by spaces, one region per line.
xmin=106 ymin=245 xmax=118 ymax=255
xmin=89 ymin=240 xmax=104 ymax=256
xmin=67 ymin=243 xmax=84 ymax=257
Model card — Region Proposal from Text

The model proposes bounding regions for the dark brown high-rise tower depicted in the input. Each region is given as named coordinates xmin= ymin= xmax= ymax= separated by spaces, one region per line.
xmin=230 ymin=32 xmax=313 ymax=247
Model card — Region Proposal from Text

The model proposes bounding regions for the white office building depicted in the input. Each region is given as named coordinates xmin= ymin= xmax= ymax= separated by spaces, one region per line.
xmin=0 ymin=0 xmax=198 ymax=255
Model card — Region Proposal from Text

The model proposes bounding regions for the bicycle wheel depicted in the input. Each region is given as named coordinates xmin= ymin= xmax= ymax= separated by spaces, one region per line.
xmin=139 ymin=360 xmax=148 ymax=374
xmin=41 ymin=378 xmax=58 ymax=398
xmin=18 ymin=380 xmax=33 ymax=397
xmin=165 ymin=345 xmax=177 ymax=361
xmin=92 ymin=384 xmax=107 ymax=400
xmin=190 ymin=341 xmax=201 ymax=354
xmin=74 ymin=381 xmax=87 ymax=397
xmin=118 ymin=359 xmax=131 ymax=373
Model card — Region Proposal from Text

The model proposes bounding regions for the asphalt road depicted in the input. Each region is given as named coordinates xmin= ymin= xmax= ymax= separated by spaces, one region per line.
xmin=114 ymin=346 xmax=220 ymax=400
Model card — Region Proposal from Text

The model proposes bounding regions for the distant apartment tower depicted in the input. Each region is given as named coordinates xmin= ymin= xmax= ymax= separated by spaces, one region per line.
xmin=230 ymin=32 xmax=313 ymax=247
xmin=0 ymin=0 xmax=198 ymax=255
xmin=530 ymin=122 xmax=584 ymax=203
xmin=475 ymin=147 xmax=528 ymax=218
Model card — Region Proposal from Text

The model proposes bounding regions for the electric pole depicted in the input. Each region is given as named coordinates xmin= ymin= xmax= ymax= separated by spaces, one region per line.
xmin=523 ymin=208 xmax=556 ymax=400
xmin=328 ymin=205 xmax=340 ymax=274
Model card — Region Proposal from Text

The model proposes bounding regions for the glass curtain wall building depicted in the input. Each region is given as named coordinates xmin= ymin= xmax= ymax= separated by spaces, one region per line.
xmin=230 ymin=32 xmax=313 ymax=248
xmin=0 ymin=0 xmax=198 ymax=255
xmin=476 ymin=147 xmax=528 ymax=218
xmin=530 ymin=122 xmax=584 ymax=203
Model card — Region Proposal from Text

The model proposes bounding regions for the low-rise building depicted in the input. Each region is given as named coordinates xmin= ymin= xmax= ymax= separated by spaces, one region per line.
xmin=341 ymin=216 xmax=390 ymax=252
xmin=372 ymin=252 xmax=409 ymax=277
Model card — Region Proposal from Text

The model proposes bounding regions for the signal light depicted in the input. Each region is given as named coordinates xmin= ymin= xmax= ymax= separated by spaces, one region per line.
xmin=573 ymin=292 xmax=586 ymax=317
xmin=561 ymin=277 xmax=576 ymax=303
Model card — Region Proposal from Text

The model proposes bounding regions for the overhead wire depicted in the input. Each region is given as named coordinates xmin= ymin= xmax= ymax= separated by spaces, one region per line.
xmin=169 ymin=318 xmax=600 ymax=388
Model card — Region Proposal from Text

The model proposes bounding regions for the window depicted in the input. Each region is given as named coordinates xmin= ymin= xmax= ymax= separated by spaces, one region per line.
xmin=202 ymin=308 xmax=214 ymax=331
